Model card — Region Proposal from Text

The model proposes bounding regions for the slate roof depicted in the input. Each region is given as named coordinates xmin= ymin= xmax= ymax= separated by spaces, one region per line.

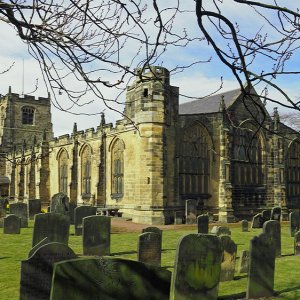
xmin=179 ymin=88 xmax=242 ymax=115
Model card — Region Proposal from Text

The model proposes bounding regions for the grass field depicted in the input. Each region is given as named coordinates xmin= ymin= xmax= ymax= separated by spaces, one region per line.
xmin=0 ymin=219 xmax=300 ymax=299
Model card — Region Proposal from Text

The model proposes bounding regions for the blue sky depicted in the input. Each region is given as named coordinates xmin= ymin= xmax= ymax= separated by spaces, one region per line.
xmin=0 ymin=1 xmax=299 ymax=135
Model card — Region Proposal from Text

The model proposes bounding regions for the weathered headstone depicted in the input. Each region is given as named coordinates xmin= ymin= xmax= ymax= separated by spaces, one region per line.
xmin=185 ymin=199 xmax=197 ymax=224
xmin=246 ymin=233 xmax=276 ymax=299
xmin=28 ymin=237 xmax=50 ymax=258
xmin=74 ymin=205 xmax=97 ymax=236
xmin=241 ymin=219 xmax=248 ymax=232
xmin=3 ymin=214 xmax=21 ymax=234
xmin=219 ymin=235 xmax=237 ymax=281
xmin=142 ymin=226 xmax=163 ymax=247
xmin=294 ymin=231 xmax=300 ymax=255
xmin=197 ymin=214 xmax=209 ymax=234
xmin=170 ymin=234 xmax=222 ymax=300
xmin=50 ymin=257 xmax=171 ymax=300
xmin=211 ymin=225 xmax=231 ymax=236
xmin=28 ymin=199 xmax=41 ymax=220
xmin=138 ymin=232 xmax=161 ymax=266
xmin=238 ymin=250 xmax=250 ymax=274
xmin=20 ymin=242 xmax=77 ymax=300
xmin=271 ymin=206 xmax=281 ymax=221
xmin=82 ymin=215 xmax=111 ymax=256
xmin=251 ymin=213 xmax=262 ymax=228
xmin=9 ymin=202 xmax=28 ymax=227
xmin=32 ymin=213 xmax=70 ymax=247
xmin=290 ymin=211 xmax=300 ymax=237
xmin=263 ymin=220 xmax=281 ymax=257
xmin=68 ymin=202 xmax=77 ymax=225
xmin=50 ymin=192 xmax=69 ymax=215
xmin=174 ymin=211 xmax=184 ymax=225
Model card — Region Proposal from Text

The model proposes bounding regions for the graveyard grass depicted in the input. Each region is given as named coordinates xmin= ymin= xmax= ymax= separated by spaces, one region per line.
xmin=1 ymin=220 xmax=300 ymax=300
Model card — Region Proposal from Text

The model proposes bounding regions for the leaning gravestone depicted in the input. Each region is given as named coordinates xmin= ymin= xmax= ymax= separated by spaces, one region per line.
xmin=271 ymin=206 xmax=281 ymax=221
xmin=211 ymin=225 xmax=231 ymax=236
xmin=246 ymin=233 xmax=276 ymax=299
xmin=50 ymin=192 xmax=69 ymax=215
xmin=294 ymin=231 xmax=300 ymax=255
xmin=138 ymin=232 xmax=161 ymax=266
xmin=261 ymin=209 xmax=271 ymax=224
xmin=290 ymin=211 xmax=300 ymax=237
xmin=174 ymin=211 xmax=184 ymax=225
xmin=185 ymin=199 xmax=197 ymax=224
xmin=28 ymin=199 xmax=41 ymax=220
xmin=74 ymin=205 xmax=97 ymax=236
xmin=32 ymin=213 xmax=70 ymax=247
xmin=3 ymin=214 xmax=21 ymax=234
xmin=263 ymin=220 xmax=281 ymax=257
xmin=197 ymin=214 xmax=209 ymax=234
xmin=20 ymin=242 xmax=77 ymax=300
xmin=28 ymin=237 xmax=50 ymax=258
xmin=251 ymin=213 xmax=263 ymax=228
xmin=50 ymin=257 xmax=171 ymax=300
xmin=170 ymin=234 xmax=222 ymax=300
xmin=238 ymin=250 xmax=250 ymax=274
xmin=83 ymin=215 xmax=111 ymax=256
xmin=241 ymin=219 xmax=248 ymax=232
xmin=219 ymin=235 xmax=237 ymax=281
xmin=9 ymin=202 xmax=28 ymax=227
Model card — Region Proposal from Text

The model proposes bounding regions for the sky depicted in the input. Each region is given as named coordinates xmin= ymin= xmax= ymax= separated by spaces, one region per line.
xmin=0 ymin=1 xmax=299 ymax=136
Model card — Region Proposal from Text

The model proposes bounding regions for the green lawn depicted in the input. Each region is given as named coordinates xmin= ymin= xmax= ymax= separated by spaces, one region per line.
xmin=0 ymin=220 xmax=300 ymax=299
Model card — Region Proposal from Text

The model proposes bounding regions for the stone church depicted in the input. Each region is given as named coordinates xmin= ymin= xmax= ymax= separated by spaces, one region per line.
xmin=0 ymin=66 xmax=299 ymax=224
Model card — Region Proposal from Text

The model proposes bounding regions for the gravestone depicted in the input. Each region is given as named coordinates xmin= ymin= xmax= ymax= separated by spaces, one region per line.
xmin=197 ymin=214 xmax=209 ymax=234
xmin=10 ymin=202 xmax=28 ymax=227
xmin=28 ymin=237 xmax=50 ymax=258
xmin=74 ymin=205 xmax=97 ymax=236
xmin=219 ymin=235 xmax=237 ymax=281
xmin=294 ymin=231 xmax=300 ymax=255
xmin=238 ymin=250 xmax=250 ymax=274
xmin=174 ymin=211 xmax=184 ymax=225
xmin=241 ymin=219 xmax=248 ymax=232
xmin=185 ymin=199 xmax=197 ymax=224
xmin=138 ymin=232 xmax=161 ymax=266
xmin=0 ymin=198 xmax=7 ymax=227
xmin=263 ymin=220 xmax=281 ymax=257
xmin=142 ymin=226 xmax=162 ymax=247
xmin=290 ymin=211 xmax=299 ymax=237
xmin=69 ymin=202 xmax=77 ymax=225
xmin=50 ymin=192 xmax=69 ymax=215
xmin=32 ymin=213 xmax=70 ymax=247
xmin=28 ymin=199 xmax=41 ymax=220
xmin=83 ymin=215 xmax=111 ymax=256
xmin=20 ymin=242 xmax=77 ymax=300
xmin=211 ymin=225 xmax=231 ymax=236
xmin=170 ymin=234 xmax=222 ymax=300
xmin=251 ymin=213 xmax=262 ymax=228
xmin=50 ymin=257 xmax=171 ymax=300
xmin=261 ymin=209 xmax=271 ymax=224
xmin=246 ymin=233 xmax=276 ymax=299
xmin=3 ymin=214 xmax=21 ymax=234
xmin=271 ymin=206 xmax=281 ymax=221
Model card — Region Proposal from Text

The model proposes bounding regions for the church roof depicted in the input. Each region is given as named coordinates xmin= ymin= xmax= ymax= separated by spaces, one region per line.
xmin=179 ymin=88 xmax=241 ymax=115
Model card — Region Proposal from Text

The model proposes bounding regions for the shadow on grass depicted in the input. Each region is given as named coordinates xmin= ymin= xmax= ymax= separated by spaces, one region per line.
xmin=233 ymin=274 xmax=247 ymax=280
xmin=111 ymin=250 xmax=137 ymax=255
xmin=162 ymin=248 xmax=176 ymax=252
xmin=280 ymin=253 xmax=295 ymax=257
xmin=218 ymin=291 xmax=246 ymax=299
xmin=275 ymin=285 xmax=300 ymax=296
xmin=0 ymin=257 xmax=11 ymax=260
xmin=161 ymin=265 xmax=174 ymax=270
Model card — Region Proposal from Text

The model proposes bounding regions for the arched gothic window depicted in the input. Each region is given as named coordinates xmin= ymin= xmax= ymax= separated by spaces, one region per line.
xmin=81 ymin=145 xmax=91 ymax=195
xmin=58 ymin=149 xmax=68 ymax=194
xmin=232 ymin=126 xmax=263 ymax=186
xmin=111 ymin=139 xmax=124 ymax=198
xmin=179 ymin=123 xmax=211 ymax=200
xmin=286 ymin=140 xmax=300 ymax=206
xmin=22 ymin=106 xmax=35 ymax=125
